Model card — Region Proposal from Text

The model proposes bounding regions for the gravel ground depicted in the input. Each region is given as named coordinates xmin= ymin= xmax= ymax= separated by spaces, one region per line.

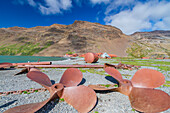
xmin=0 ymin=58 xmax=169 ymax=113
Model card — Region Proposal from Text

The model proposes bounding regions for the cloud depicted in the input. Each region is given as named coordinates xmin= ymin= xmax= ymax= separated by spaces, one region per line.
xmin=14 ymin=0 xmax=72 ymax=15
xmin=27 ymin=0 xmax=36 ymax=7
xmin=104 ymin=0 xmax=170 ymax=34
xmin=90 ymin=0 xmax=110 ymax=4
xmin=105 ymin=0 xmax=135 ymax=15
xmin=39 ymin=0 xmax=72 ymax=15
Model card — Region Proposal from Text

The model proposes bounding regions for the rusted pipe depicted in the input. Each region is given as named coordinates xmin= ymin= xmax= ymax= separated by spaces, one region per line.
xmin=17 ymin=64 xmax=104 ymax=68
xmin=12 ymin=62 xmax=52 ymax=66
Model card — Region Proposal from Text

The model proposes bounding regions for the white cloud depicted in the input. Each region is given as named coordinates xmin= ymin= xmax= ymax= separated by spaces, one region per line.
xmin=104 ymin=1 xmax=170 ymax=34
xmin=15 ymin=0 xmax=72 ymax=15
xmin=27 ymin=0 xmax=36 ymax=7
xmin=90 ymin=0 xmax=110 ymax=4
xmin=105 ymin=0 xmax=135 ymax=15
xmin=39 ymin=0 xmax=72 ymax=15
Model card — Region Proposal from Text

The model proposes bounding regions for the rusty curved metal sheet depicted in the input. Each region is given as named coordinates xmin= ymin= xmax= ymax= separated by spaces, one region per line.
xmin=131 ymin=68 xmax=165 ymax=88
xmin=0 ymin=62 xmax=13 ymax=68
xmin=129 ymin=87 xmax=170 ymax=112
xmin=104 ymin=63 xmax=117 ymax=68
xmin=59 ymin=68 xmax=83 ymax=87
xmin=89 ymin=67 xmax=170 ymax=112
xmin=104 ymin=67 xmax=123 ymax=83
xmin=15 ymin=67 xmax=40 ymax=75
xmin=4 ymin=91 xmax=57 ymax=113
xmin=62 ymin=85 xmax=97 ymax=113
xmin=15 ymin=68 xmax=28 ymax=75
xmin=5 ymin=68 xmax=97 ymax=113
xmin=84 ymin=53 xmax=99 ymax=63
xmin=27 ymin=70 xmax=52 ymax=91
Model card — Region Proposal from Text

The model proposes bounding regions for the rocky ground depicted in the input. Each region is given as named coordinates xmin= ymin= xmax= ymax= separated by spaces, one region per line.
xmin=0 ymin=58 xmax=169 ymax=113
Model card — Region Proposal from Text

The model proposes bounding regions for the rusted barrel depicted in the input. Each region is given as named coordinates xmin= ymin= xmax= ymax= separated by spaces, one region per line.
xmin=84 ymin=53 xmax=99 ymax=63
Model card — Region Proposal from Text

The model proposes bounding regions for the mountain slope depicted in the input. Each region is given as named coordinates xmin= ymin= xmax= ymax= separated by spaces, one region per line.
xmin=0 ymin=21 xmax=130 ymax=57
xmin=130 ymin=30 xmax=170 ymax=58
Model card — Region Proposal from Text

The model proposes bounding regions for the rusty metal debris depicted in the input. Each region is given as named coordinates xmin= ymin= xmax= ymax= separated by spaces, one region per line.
xmin=14 ymin=67 xmax=41 ymax=75
xmin=0 ymin=62 xmax=52 ymax=69
xmin=0 ymin=88 xmax=47 ymax=96
xmin=0 ymin=62 xmax=13 ymax=68
xmin=89 ymin=67 xmax=170 ymax=112
xmin=12 ymin=61 xmax=52 ymax=66
xmin=85 ymin=53 xmax=99 ymax=63
xmin=4 ymin=68 xmax=97 ymax=113
xmin=105 ymin=63 xmax=141 ymax=70
xmin=18 ymin=63 xmax=140 ymax=70
xmin=18 ymin=64 xmax=104 ymax=68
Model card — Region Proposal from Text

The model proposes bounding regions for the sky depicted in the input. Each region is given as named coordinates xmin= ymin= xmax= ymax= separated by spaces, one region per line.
xmin=0 ymin=0 xmax=170 ymax=35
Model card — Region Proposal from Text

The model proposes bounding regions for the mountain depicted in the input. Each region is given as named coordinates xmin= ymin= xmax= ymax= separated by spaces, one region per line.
xmin=0 ymin=21 xmax=169 ymax=57
xmin=0 ymin=21 xmax=130 ymax=57
xmin=130 ymin=30 xmax=170 ymax=58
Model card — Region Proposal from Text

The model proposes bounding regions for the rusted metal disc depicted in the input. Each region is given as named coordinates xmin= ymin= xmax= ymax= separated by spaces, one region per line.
xmin=84 ymin=53 xmax=99 ymax=63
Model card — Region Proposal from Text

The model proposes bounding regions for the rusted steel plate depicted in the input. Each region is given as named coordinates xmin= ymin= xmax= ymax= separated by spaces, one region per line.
xmin=85 ymin=53 xmax=99 ymax=63
xmin=17 ymin=64 xmax=104 ymax=68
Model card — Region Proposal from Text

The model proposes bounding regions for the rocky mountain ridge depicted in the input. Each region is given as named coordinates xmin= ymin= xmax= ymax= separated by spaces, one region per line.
xmin=130 ymin=30 xmax=170 ymax=58
xmin=0 ymin=21 xmax=130 ymax=57
xmin=0 ymin=21 xmax=169 ymax=57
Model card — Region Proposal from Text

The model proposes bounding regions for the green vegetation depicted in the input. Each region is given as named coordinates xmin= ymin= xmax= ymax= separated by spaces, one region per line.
xmin=65 ymin=50 xmax=75 ymax=55
xmin=163 ymin=81 xmax=170 ymax=87
xmin=132 ymin=109 xmax=135 ymax=111
xmin=114 ymin=84 xmax=118 ymax=87
xmin=22 ymin=91 xmax=30 ymax=94
xmin=0 ymin=42 xmax=51 ymax=56
xmin=34 ymin=90 xmax=38 ymax=92
xmin=23 ymin=91 xmax=28 ymax=94
xmin=100 ymin=84 xmax=111 ymax=88
xmin=79 ymin=68 xmax=106 ymax=75
xmin=110 ymin=58 xmax=170 ymax=71
xmin=126 ymin=43 xmax=151 ymax=58
xmin=59 ymin=98 xmax=65 ymax=102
